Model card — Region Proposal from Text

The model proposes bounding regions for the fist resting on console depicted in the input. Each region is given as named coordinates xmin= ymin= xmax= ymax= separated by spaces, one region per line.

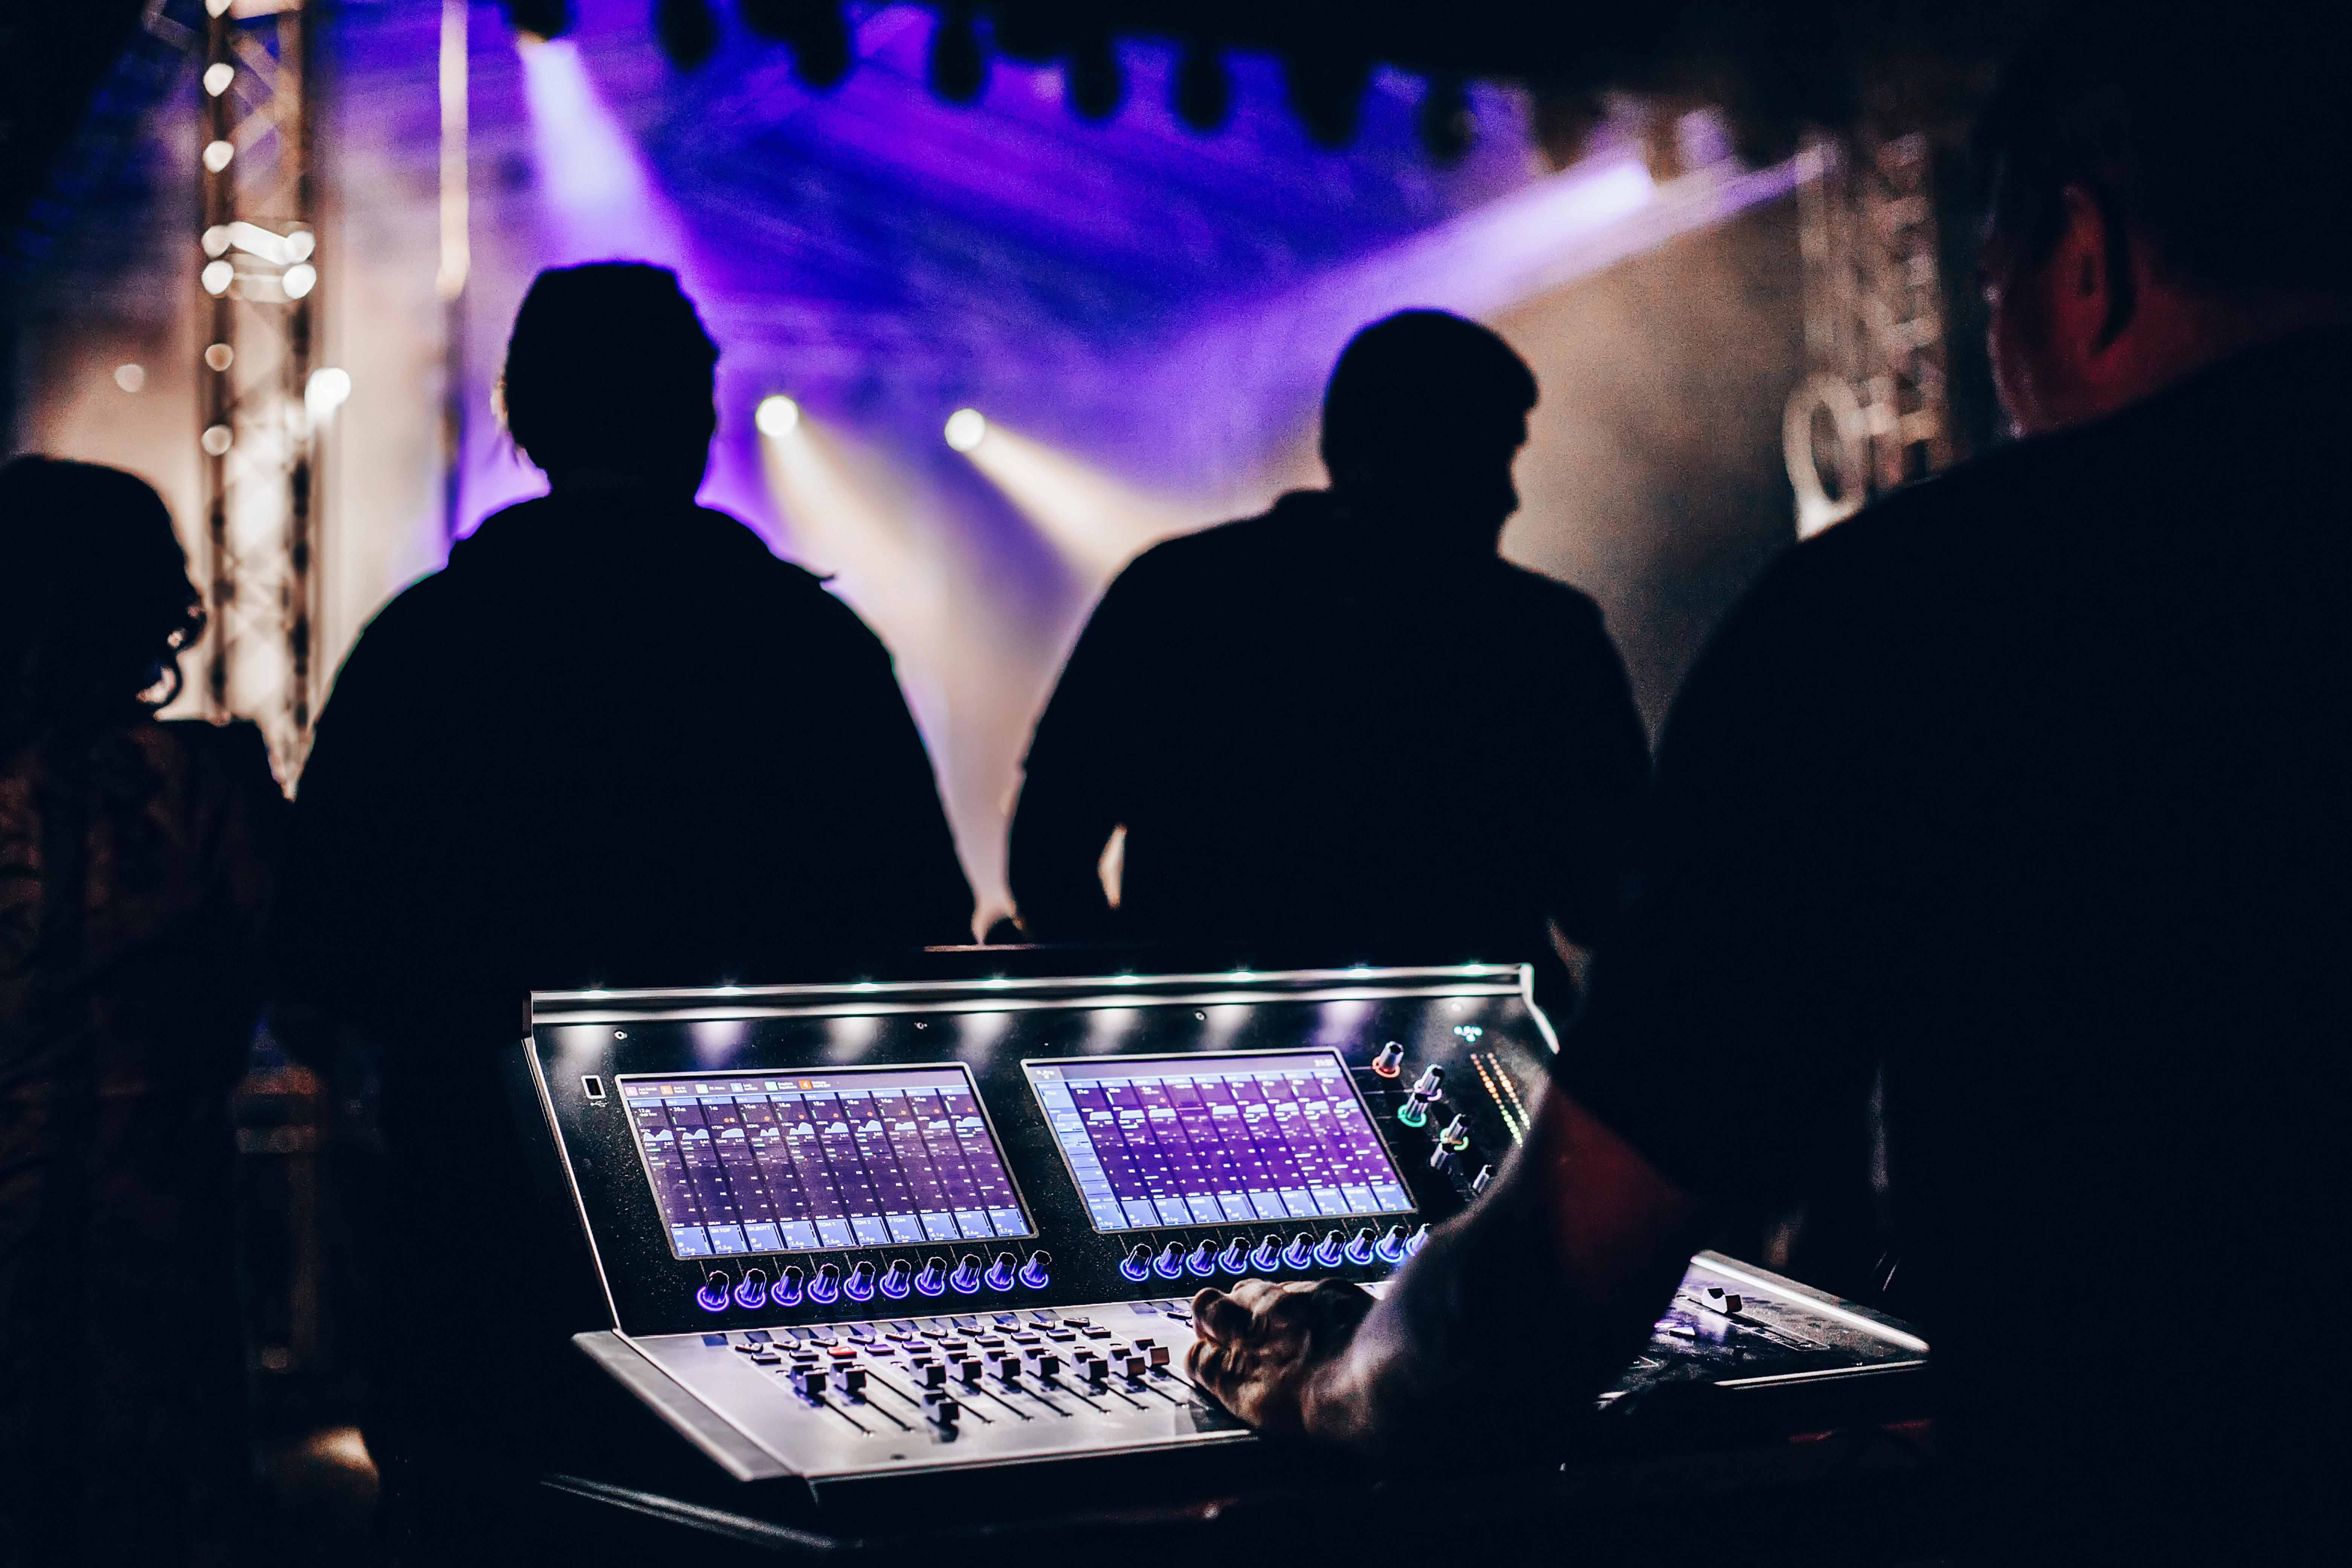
xmin=1186 ymin=1277 xmax=1375 ymax=1438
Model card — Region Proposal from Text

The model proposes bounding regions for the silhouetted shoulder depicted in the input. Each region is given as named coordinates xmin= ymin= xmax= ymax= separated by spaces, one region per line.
xmin=1109 ymin=491 xmax=1335 ymax=589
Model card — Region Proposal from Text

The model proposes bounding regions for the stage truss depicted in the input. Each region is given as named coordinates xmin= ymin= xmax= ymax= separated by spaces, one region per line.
xmin=197 ymin=0 xmax=321 ymax=781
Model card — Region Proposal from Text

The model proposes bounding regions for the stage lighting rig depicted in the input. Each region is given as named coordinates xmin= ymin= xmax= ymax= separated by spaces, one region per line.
xmin=927 ymin=4 xmax=986 ymax=105
xmin=502 ymin=0 xmax=573 ymax=43
xmin=1067 ymin=29 xmax=1123 ymax=122
xmin=1173 ymin=40 xmax=1230 ymax=133
xmin=741 ymin=0 xmax=853 ymax=89
xmin=1417 ymin=76 xmax=1475 ymax=165
xmin=1286 ymin=52 xmax=1370 ymax=150
xmin=655 ymin=0 xmax=720 ymax=70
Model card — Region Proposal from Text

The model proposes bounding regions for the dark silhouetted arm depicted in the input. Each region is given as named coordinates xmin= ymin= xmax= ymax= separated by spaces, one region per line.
xmin=1009 ymin=561 xmax=1165 ymax=940
xmin=1541 ymin=600 xmax=1652 ymax=949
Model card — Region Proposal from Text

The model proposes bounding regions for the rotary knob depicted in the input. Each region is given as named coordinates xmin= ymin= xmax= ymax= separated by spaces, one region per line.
xmin=1216 ymin=1237 xmax=1249 ymax=1274
xmin=1374 ymin=1225 xmax=1410 ymax=1264
xmin=844 ymin=1260 xmax=878 ymax=1302
xmin=1152 ymin=1241 xmax=1186 ymax=1280
xmin=1281 ymin=1232 xmax=1315 ymax=1269
xmin=949 ymin=1255 xmax=983 ymax=1294
xmin=1185 ymin=1240 xmax=1218 ymax=1277
xmin=986 ymin=1251 xmax=1018 ymax=1291
xmin=1250 ymin=1234 xmax=1284 ymax=1271
xmin=1403 ymin=1223 xmax=1430 ymax=1257
xmin=1018 ymin=1250 xmax=1052 ymax=1289
xmin=732 ymin=1268 xmax=770 ymax=1310
xmin=772 ymin=1264 xmax=807 ymax=1306
xmin=696 ymin=1270 xmax=731 ymax=1313
xmin=879 ymin=1259 xmax=915 ymax=1300
xmin=808 ymin=1262 xmax=842 ymax=1304
xmin=913 ymin=1257 xmax=948 ymax=1298
xmin=1343 ymin=1228 xmax=1377 ymax=1265
xmin=1371 ymin=1042 xmax=1404 ymax=1077
xmin=1437 ymin=1114 xmax=1471 ymax=1152
xmin=1313 ymin=1230 xmax=1346 ymax=1268
xmin=1121 ymin=1244 xmax=1153 ymax=1283
xmin=1471 ymin=1163 xmax=1493 ymax=1195
xmin=1398 ymin=1066 xmax=1445 ymax=1128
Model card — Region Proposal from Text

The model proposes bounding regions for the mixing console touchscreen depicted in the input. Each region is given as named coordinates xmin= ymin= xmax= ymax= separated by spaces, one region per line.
xmin=621 ymin=1067 xmax=1031 ymax=1258
xmin=1027 ymin=1053 xmax=1413 ymax=1232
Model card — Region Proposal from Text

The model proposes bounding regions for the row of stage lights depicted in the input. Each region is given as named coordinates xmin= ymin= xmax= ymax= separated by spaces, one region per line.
xmin=500 ymin=0 xmax=1477 ymax=159
xmin=757 ymin=394 xmax=990 ymax=455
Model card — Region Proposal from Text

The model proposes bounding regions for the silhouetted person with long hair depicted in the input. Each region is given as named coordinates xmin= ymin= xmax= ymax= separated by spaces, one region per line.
xmin=1186 ymin=6 xmax=2349 ymax=1560
xmin=0 ymin=458 xmax=283 ymax=1565
xmin=276 ymin=264 xmax=970 ymax=1504
xmin=1011 ymin=311 xmax=1648 ymax=983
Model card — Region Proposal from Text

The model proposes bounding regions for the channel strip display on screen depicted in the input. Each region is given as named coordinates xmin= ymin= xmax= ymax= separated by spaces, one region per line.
xmin=619 ymin=1067 xmax=1032 ymax=1259
xmin=1026 ymin=1052 xmax=1414 ymax=1233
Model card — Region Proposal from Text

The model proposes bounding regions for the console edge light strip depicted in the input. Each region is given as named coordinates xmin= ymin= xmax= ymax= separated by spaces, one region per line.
xmin=1690 ymin=1251 xmax=1931 ymax=1354
xmin=534 ymin=981 xmax=1528 ymax=1027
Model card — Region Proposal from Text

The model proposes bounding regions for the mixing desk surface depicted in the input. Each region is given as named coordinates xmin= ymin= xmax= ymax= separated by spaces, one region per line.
xmin=516 ymin=963 xmax=1928 ymax=1494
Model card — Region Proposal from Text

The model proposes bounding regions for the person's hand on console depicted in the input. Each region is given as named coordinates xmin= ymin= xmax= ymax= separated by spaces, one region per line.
xmin=1185 ymin=1089 xmax=1700 ymax=1459
xmin=1187 ymin=1277 xmax=1374 ymax=1436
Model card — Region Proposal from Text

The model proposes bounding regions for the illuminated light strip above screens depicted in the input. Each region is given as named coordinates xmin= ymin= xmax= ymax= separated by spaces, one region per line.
xmin=536 ymin=964 xmax=1522 ymax=1009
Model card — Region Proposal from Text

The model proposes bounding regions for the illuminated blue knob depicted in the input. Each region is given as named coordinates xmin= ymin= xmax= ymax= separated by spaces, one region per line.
xmin=1121 ymin=1245 xmax=1153 ymax=1282
xmin=772 ymin=1265 xmax=805 ymax=1306
xmin=808 ymin=1262 xmax=841 ymax=1305
xmin=1344 ymin=1228 xmax=1377 ymax=1266
xmin=1217 ymin=1238 xmax=1249 ymax=1275
xmin=844 ymin=1261 xmax=877 ymax=1302
xmin=877 ymin=1259 xmax=912 ymax=1300
xmin=1018 ymin=1250 xmax=1052 ymax=1289
xmin=1403 ymin=1224 xmax=1430 ymax=1257
xmin=1374 ymin=1225 xmax=1410 ymax=1264
xmin=1152 ymin=1242 xmax=1186 ymax=1280
xmin=696 ymin=1271 xmax=731 ymax=1313
xmin=913 ymin=1258 xmax=948 ymax=1298
xmin=1185 ymin=1240 xmax=1218 ymax=1277
xmin=1282 ymin=1233 xmax=1315 ymax=1269
xmin=1250 ymin=1235 xmax=1284 ymax=1272
xmin=949 ymin=1255 xmax=983 ymax=1294
xmin=1313 ymin=1230 xmax=1346 ymax=1268
xmin=733 ymin=1268 xmax=770 ymax=1310
xmin=986 ymin=1251 xmax=1019 ymax=1291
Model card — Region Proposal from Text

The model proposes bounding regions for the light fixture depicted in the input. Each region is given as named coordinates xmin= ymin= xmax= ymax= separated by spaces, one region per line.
xmin=114 ymin=364 xmax=146 ymax=393
xmin=203 ymin=63 xmax=234 ymax=96
xmin=201 ymin=260 xmax=234 ymax=296
xmin=755 ymin=394 xmax=800 ymax=437
xmin=201 ymin=424 xmax=234 ymax=456
xmin=283 ymin=262 xmax=318 ymax=299
xmin=944 ymin=408 xmax=986 ymax=451
xmin=306 ymin=366 xmax=351 ymax=419
xmin=202 ymin=139 xmax=235 ymax=173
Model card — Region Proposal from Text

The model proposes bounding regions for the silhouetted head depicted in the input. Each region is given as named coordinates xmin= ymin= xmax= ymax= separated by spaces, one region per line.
xmin=0 ymin=457 xmax=204 ymax=748
xmin=1321 ymin=311 xmax=1537 ymax=543
xmin=500 ymin=262 xmax=720 ymax=498
xmin=1973 ymin=1 xmax=2350 ymax=435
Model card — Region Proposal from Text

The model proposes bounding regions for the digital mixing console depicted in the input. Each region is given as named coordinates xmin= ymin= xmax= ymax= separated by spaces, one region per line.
xmin=518 ymin=965 xmax=1928 ymax=1489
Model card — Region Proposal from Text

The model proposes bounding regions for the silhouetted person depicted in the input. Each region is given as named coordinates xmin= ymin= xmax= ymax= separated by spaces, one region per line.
xmin=276 ymin=265 xmax=970 ymax=1494
xmin=1187 ymin=7 xmax=2348 ymax=1560
xmin=0 ymin=458 xmax=283 ymax=1565
xmin=1011 ymin=311 xmax=1648 ymax=980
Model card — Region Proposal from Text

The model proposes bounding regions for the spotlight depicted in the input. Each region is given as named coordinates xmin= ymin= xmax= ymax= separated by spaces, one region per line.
xmin=1067 ymin=32 xmax=1123 ymax=122
xmin=926 ymin=3 xmax=985 ymax=106
xmin=655 ymin=0 xmax=719 ymax=70
xmin=740 ymin=0 xmax=852 ymax=90
xmin=114 ymin=364 xmax=146 ymax=393
xmin=283 ymin=262 xmax=318 ymax=299
xmin=1173 ymin=41 xmax=1229 ymax=133
xmin=203 ymin=62 xmax=234 ymax=97
xmin=1417 ymin=76 xmax=1475 ymax=165
xmin=502 ymin=0 xmax=573 ymax=42
xmin=203 ymin=139 xmax=235 ymax=173
xmin=756 ymin=394 xmax=800 ymax=437
xmin=1285 ymin=53 xmax=1370 ymax=150
xmin=306 ymin=366 xmax=352 ymax=420
xmin=944 ymin=408 xmax=986 ymax=452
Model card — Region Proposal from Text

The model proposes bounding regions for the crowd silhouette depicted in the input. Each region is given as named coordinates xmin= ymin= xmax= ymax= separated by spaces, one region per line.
xmin=0 ymin=2 xmax=2344 ymax=1560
